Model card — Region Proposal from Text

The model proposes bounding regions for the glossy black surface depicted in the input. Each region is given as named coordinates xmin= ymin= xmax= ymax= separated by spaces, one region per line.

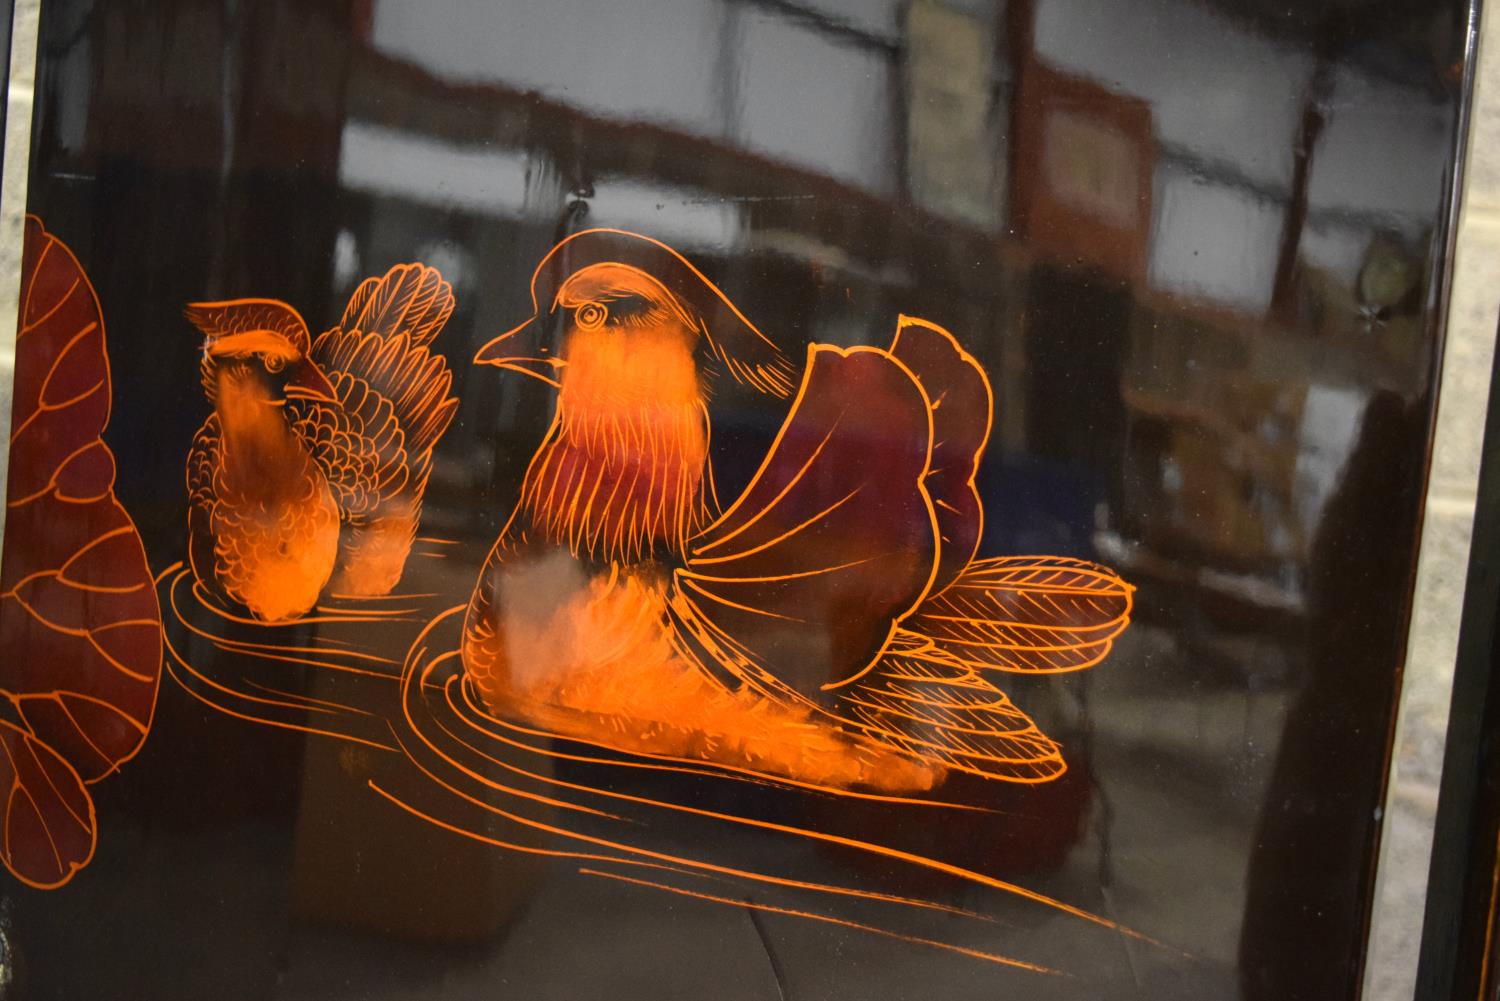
xmin=2 ymin=1 xmax=1478 ymax=998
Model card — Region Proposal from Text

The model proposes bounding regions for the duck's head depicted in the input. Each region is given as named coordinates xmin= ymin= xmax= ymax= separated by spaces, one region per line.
xmin=474 ymin=229 xmax=796 ymax=405
xmin=185 ymin=299 xmax=337 ymax=405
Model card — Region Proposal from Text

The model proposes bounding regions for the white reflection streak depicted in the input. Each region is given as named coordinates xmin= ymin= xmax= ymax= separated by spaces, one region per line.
xmin=0 ymin=0 xmax=40 ymax=545
xmin=337 ymin=122 xmax=743 ymax=248
xmin=337 ymin=122 xmax=530 ymax=216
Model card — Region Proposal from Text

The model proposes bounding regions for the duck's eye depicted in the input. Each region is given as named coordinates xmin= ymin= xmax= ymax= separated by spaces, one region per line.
xmin=575 ymin=301 xmax=608 ymax=331
xmin=264 ymin=354 xmax=287 ymax=374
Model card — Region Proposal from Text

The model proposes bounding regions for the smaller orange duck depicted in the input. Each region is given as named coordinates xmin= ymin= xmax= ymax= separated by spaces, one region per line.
xmin=186 ymin=265 xmax=458 ymax=621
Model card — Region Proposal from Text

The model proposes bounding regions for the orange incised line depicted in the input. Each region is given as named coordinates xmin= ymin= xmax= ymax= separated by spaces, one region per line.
xmin=7 ymin=735 xmax=87 ymax=832
xmin=440 ymin=680 xmax=956 ymax=829
xmin=8 ymin=438 xmax=112 ymax=505
xmin=196 ymin=581 xmax=420 ymax=627
xmin=20 ymin=784 xmax=64 ymax=873
xmin=184 ymin=265 xmax=457 ymax=623
xmin=170 ymin=571 xmax=402 ymax=674
xmin=694 ymin=406 xmax=843 ymax=555
xmin=165 ymin=656 xmax=397 ymax=754
xmin=175 ymin=592 xmax=400 ymax=688
xmin=404 ymin=652 xmax=1151 ymax=946
xmin=310 ymin=604 xmax=425 ymax=618
xmin=919 ymin=620 xmax=1126 ymax=646
xmin=10 ymin=321 xmax=104 ymax=444
xmin=19 ymin=275 xmax=80 ymax=336
xmin=212 ymin=638 xmax=399 ymax=671
xmin=387 ymin=733 xmax=1001 ymax=939
xmin=163 ymin=627 xmax=343 ymax=720
xmin=423 ymin=702 xmax=623 ymax=822
xmin=17 ymin=239 xmax=52 ymax=330
xmin=374 ymin=747 xmax=1002 ymax=934
xmin=239 ymin=678 xmax=379 ymax=720
xmin=163 ymin=582 xmax=395 ymax=749
xmin=688 ymin=488 xmax=861 ymax=567
xmin=3 ymin=724 xmax=98 ymax=892
xmin=450 ymin=678 xmax=996 ymax=813
xmin=575 ymin=868 xmax=1055 ymax=975
xmin=53 ymin=701 xmax=128 ymax=770
xmin=683 ymin=554 xmax=880 ymax=586
xmin=679 ymin=578 xmax=803 ymax=621
xmin=893 ymin=315 xmax=993 ymax=567
xmin=918 ymin=612 xmax=1128 ymax=635
xmin=819 ymin=346 xmax=943 ymax=688
xmin=4 ymin=795 xmax=93 ymax=888
xmin=323 ymin=591 xmax=444 ymax=602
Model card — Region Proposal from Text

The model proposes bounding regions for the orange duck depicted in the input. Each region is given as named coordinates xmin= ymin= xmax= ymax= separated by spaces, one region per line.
xmin=186 ymin=264 xmax=458 ymax=621
xmin=462 ymin=230 xmax=1132 ymax=790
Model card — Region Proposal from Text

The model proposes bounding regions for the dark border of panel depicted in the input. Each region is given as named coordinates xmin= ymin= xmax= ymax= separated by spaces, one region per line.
xmin=1418 ymin=335 xmax=1500 ymax=999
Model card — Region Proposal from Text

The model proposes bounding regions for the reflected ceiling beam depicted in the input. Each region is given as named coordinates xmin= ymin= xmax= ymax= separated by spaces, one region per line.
xmin=730 ymin=0 xmax=901 ymax=55
xmin=340 ymin=45 xmax=1003 ymax=296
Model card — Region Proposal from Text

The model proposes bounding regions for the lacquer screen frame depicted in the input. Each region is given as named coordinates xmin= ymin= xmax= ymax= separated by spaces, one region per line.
xmin=0 ymin=0 xmax=33 ymax=543
xmin=0 ymin=1 xmax=1487 ymax=997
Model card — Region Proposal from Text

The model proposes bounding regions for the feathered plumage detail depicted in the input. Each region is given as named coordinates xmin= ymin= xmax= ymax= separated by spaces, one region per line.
xmin=184 ymin=299 xmax=312 ymax=351
xmin=523 ymin=229 xmax=798 ymax=398
xmin=338 ymin=261 xmax=454 ymax=347
xmin=662 ymin=320 xmax=1133 ymax=783
xmin=462 ymin=232 xmax=1133 ymax=788
xmin=836 ymin=631 xmax=1065 ymax=783
xmin=307 ymin=264 xmax=458 ymax=594
xmin=185 ymin=263 xmax=458 ymax=619
xmin=907 ymin=556 xmax=1133 ymax=674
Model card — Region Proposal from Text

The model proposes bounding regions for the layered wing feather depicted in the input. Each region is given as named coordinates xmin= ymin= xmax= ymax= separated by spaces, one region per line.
xmin=338 ymin=261 xmax=454 ymax=348
xmin=185 ymin=414 xmax=222 ymax=595
xmin=289 ymin=379 xmax=408 ymax=517
xmin=905 ymin=556 xmax=1133 ymax=674
xmin=665 ymin=325 xmax=1125 ymax=785
xmin=312 ymin=263 xmax=458 ymax=464
xmin=889 ymin=316 xmax=992 ymax=596
xmin=305 ymin=264 xmax=458 ymax=507
xmin=312 ymin=324 xmax=456 ymax=463
xmin=306 ymin=264 xmax=458 ymax=594
xmin=670 ymin=344 xmax=941 ymax=700
xmin=831 ymin=631 xmax=1066 ymax=783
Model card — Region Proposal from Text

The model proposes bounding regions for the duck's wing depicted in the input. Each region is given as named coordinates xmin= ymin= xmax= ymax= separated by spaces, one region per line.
xmin=827 ymin=631 xmax=1066 ymax=783
xmin=291 ymin=385 xmax=400 ymax=516
xmin=888 ymin=317 xmax=992 ymax=597
xmin=905 ymin=555 xmax=1133 ymax=674
xmin=312 ymin=264 xmax=458 ymax=462
xmin=668 ymin=344 xmax=941 ymax=702
xmin=338 ymin=262 xmax=454 ymax=347
xmin=185 ymin=413 xmax=224 ymax=596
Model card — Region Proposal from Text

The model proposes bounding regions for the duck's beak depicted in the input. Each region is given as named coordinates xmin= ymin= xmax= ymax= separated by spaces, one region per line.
xmin=283 ymin=361 xmax=339 ymax=404
xmin=474 ymin=315 xmax=565 ymax=389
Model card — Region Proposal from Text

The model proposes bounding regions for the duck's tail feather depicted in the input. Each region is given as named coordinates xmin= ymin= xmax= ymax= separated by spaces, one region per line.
xmin=338 ymin=262 xmax=454 ymax=347
xmin=904 ymin=555 xmax=1133 ymax=675
xmin=831 ymin=631 xmax=1066 ymax=783
xmin=314 ymin=266 xmax=459 ymax=462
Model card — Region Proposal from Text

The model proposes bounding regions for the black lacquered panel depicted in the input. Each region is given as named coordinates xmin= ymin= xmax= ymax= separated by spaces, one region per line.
xmin=0 ymin=1 xmax=1477 ymax=998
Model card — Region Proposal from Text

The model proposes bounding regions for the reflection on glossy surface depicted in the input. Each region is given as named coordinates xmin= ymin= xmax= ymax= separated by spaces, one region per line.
xmin=3 ymin=0 xmax=1475 ymax=997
